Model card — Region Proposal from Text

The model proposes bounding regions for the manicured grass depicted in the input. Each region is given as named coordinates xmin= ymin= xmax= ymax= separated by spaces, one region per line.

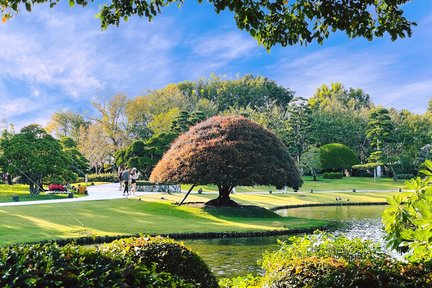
xmin=0 ymin=183 xmax=108 ymax=203
xmin=182 ymin=176 xmax=404 ymax=193
xmin=0 ymin=184 xmax=80 ymax=203
xmin=0 ymin=177 xmax=403 ymax=246
xmin=0 ymin=199 xmax=326 ymax=245
xmin=145 ymin=190 xmax=399 ymax=209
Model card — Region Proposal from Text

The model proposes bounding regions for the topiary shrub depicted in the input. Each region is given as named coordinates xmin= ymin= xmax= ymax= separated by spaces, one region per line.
xmin=320 ymin=143 xmax=359 ymax=172
xmin=0 ymin=242 xmax=195 ymax=287
xmin=103 ymin=236 xmax=218 ymax=288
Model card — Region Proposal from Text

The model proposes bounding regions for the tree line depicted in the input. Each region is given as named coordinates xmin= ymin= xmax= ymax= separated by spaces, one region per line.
xmin=1 ymin=75 xmax=432 ymax=192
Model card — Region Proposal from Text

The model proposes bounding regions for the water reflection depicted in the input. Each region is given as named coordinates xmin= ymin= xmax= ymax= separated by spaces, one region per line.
xmin=184 ymin=205 xmax=398 ymax=278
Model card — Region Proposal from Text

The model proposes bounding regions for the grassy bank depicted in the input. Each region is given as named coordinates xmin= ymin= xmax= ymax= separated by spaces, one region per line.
xmin=0 ymin=198 xmax=326 ymax=245
xmin=182 ymin=176 xmax=403 ymax=194
xmin=148 ymin=190 xmax=399 ymax=209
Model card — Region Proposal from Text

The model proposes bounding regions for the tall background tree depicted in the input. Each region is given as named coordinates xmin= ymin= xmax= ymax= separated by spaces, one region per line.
xmin=46 ymin=111 xmax=89 ymax=142
xmin=0 ymin=125 xmax=73 ymax=193
xmin=150 ymin=116 xmax=302 ymax=206
xmin=366 ymin=107 xmax=394 ymax=177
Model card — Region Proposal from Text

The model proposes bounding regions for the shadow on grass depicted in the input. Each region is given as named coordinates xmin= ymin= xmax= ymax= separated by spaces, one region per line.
xmin=203 ymin=205 xmax=281 ymax=219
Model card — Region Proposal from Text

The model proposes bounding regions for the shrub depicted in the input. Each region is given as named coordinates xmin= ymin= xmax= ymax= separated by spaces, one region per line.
xmin=219 ymin=274 xmax=261 ymax=288
xmin=320 ymin=143 xmax=359 ymax=171
xmin=48 ymin=183 xmax=66 ymax=191
xmin=395 ymin=173 xmax=415 ymax=180
xmin=322 ymin=172 xmax=343 ymax=179
xmin=86 ymin=173 xmax=118 ymax=182
xmin=0 ymin=242 xmax=195 ymax=287
xmin=383 ymin=160 xmax=432 ymax=264
xmin=103 ymin=236 xmax=218 ymax=288
xmin=259 ymin=233 xmax=432 ymax=288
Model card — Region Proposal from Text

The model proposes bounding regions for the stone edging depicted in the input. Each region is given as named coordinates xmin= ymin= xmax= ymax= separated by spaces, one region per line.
xmin=269 ymin=201 xmax=389 ymax=211
xmin=27 ymin=226 xmax=330 ymax=247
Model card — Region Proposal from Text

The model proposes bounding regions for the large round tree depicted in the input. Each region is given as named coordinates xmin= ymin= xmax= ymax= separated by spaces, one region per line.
xmin=150 ymin=115 xmax=302 ymax=206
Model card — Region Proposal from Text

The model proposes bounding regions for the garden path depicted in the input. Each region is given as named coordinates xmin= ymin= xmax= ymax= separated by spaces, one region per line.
xmin=0 ymin=183 xmax=148 ymax=207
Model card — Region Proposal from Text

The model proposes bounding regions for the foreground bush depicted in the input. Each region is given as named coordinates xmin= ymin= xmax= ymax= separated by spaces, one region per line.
xmin=102 ymin=236 xmax=218 ymax=288
xmin=259 ymin=233 xmax=432 ymax=288
xmin=383 ymin=160 xmax=432 ymax=264
xmin=0 ymin=236 xmax=216 ymax=287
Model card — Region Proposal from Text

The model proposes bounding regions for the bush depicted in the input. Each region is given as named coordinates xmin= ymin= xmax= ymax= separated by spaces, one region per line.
xmin=0 ymin=242 xmax=195 ymax=287
xmin=219 ymin=274 xmax=261 ymax=288
xmin=48 ymin=183 xmax=66 ymax=191
xmin=323 ymin=172 xmax=343 ymax=179
xmin=103 ymin=236 xmax=218 ymax=288
xmin=259 ymin=233 xmax=432 ymax=288
xmin=86 ymin=173 xmax=118 ymax=183
xmin=383 ymin=160 xmax=432 ymax=264
xmin=320 ymin=143 xmax=359 ymax=171
xmin=395 ymin=173 xmax=415 ymax=180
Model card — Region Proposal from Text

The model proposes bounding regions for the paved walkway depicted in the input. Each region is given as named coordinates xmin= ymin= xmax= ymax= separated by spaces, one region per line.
xmin=0 ymin=183 xmax=148 ymax=207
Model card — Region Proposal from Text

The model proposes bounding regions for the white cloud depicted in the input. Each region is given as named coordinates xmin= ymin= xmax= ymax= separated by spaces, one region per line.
xmin=272 ymin=46 xmax=397 ymax=98
xmin=191 ymin=31 xmax=257 ymax=61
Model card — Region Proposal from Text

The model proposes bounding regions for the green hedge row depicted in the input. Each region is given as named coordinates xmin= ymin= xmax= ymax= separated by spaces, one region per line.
xmin=0 ymin=236 xmax=218 ymax=288
xmin=86 ymin=173 xmax=118 ymax=182
xmin=322 ymin=172 xmax=343 ymax=179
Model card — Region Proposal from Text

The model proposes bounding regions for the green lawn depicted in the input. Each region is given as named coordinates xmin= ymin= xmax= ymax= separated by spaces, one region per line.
xmin=0 ymin=199 xmax=326 ymax=245
xmin=182 ymin=176 xmax=404 ymax=193
xmin=0 ymin=176 xmax=403 ymax=246
xmin=0 ymin=182 xmax=108 ymax=203
xmin=145 ymin=190 xmax=399 ymax=209
xmin=0 ymin=184 xmax=77 ymax=203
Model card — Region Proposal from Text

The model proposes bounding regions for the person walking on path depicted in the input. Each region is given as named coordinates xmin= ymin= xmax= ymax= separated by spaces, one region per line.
xmin=121 ymin=167 xmax=130 ymax=196
xmin=130 ymin=168 xmax=140 ymax=196
xmin=118 ymin=167 xmax=124 ymax=191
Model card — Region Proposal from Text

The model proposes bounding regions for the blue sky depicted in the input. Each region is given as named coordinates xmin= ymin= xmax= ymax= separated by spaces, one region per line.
xmin=0 ymin=1 xmax=431 ymax=129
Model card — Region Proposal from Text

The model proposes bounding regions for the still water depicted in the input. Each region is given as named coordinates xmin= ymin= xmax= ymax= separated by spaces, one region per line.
xmin=183 ymin=205 xmax=389 ymax=278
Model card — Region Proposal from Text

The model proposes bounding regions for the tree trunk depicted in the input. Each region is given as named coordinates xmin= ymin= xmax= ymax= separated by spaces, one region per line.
xmin=344 ymin=169 xmax=350 ymax=177
xmin=205 ymin=185 xmax=239 ymax=207
xmin=311 ymin=169 xmax=317 ymax=181
xmin=29 ymin=183 xmax=36 ymax=195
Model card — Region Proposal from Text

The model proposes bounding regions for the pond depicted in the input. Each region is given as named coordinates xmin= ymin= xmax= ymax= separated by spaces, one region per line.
xmin=183 ymin=205 xmax=392 ymax=278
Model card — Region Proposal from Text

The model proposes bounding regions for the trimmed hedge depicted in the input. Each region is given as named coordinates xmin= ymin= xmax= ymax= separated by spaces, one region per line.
xmin=86 ymin=173 xmax=118 ymax=183
xmin=323 ymin=172 xmax=343 ymax=179
xmin=0 ymin=236 xmax=216 ymax=288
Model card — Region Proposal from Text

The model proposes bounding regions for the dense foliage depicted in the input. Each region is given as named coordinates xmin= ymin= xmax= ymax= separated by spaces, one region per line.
xmin=1 ymin=0 xmax=415 ymax=49
xmin=319 ymin=143 xmax=359 ymax=172
xmin=104 ymin=236 xmax=218 ymax=287
xmin=150 ymin=115 xmax=302 ymax=206
xmin=322 ymin=172 xmax=343 ymax=179
xmin=0 ymin=236 xmax=216 ymax=287
xmin=0 ymin=125 xmax=73 ymax=193
xmin=257 ymin=233 xmax=432 ymax=288
xmin=383 ymin=160 xmax=432 ymax=264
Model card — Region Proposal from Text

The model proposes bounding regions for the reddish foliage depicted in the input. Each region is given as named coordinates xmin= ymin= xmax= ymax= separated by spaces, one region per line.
xmin=48 ymin=184 xmax=66 ymax=191
xmin=150 ymin=116 xmax=302 ymax=191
